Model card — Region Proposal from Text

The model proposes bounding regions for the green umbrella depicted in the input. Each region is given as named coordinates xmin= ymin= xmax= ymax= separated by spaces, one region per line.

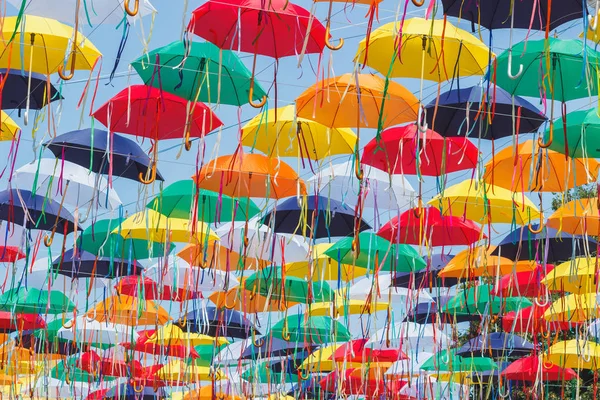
xmin=192 ymin=343 xmax=226 ymax=366
xmin=421 ymin=350 xmax=497 ymax=373
xmin=0 ymin=288 xmax=74 ymax=314
xmin=268 ymin=315 xmax=351 ymax=344
xmin=131 ymin=41 xmax=267 ymax=106
xmin=244 ymin=266 xmax=335 ymax=303
xmin=146 ymin=180 xmax=260 ymax=222
xmin=495 ymin=39 xmax=599 ymax=102
xmin=542 ymin=108 xmax=600 ymax=158
xmin=78 ymin=218 xmax=174 ymax=260
xmin=444 ymin=284 xmax=532 ymax=316
xmin=324 ymin=232 xmax=426 ymax=272
xmin=241 ymin=360 xmax=299 ymax=384
xmin=51 ymin=359 xmax=117 ymax=383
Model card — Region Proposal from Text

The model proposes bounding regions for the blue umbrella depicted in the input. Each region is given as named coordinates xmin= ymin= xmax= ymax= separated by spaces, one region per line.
xmin=52 ymin=249 xmax=144 ymax=279
xmin=241 ymin=336 xmax=319 ymax=360
xmin=441 ymin=0 xmax=584 ymax=31
xmin=456 ymin=333 xmax=535 ymax=359
xmin=491 ymin=226 xmax=597 ymax=264
xmin=0 ymin=189 xmax=79 ymax=233
xmin=392 ymin=253 xmax=459 ymax=288
xmin=405 ymin=300 xmax=475 ymax=324
xmin=262 ymin=195 xmax=370 ymax=239
xmin=174 ymin=306 xmax=260 ymax=339
xmin=425 ymin=84 xmax=546 ymax=139
xmin=469 ymin=362 xmax=510 ymax=385
xmin=43 ymin=128 xmax=164 ymax=183
xmin=0 ymin=69 xmax=62 ymax=112
xmin=105 ymin=383 xmax=167 ymax=399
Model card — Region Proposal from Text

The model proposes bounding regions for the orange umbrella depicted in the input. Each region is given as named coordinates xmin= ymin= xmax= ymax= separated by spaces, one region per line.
xmin=547 ymin=198 xmax=600 ymax=235
xmin=295 ymin=73 xmax=419 ymax=129
xmin=177 ymin=242 xmax=268 ymax=271
xmin=194 ymin=153 xmax=306 ymax=199
xmin=209 ymin=285 xmax=300 ymax=313
xmin=439 ymin=245 xmax=537 ymax=280
xmin=183 ymin=384 xmax=241 ymax=400
xmin=483 ymin=140 xmax=599 ymax=192
xmin=86 ymin=295 xmax=172 ymax=326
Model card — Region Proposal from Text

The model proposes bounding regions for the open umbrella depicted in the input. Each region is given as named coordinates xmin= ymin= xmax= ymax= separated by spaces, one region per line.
xmin=0 ymin=112 xmax=19 ymax=141
xmin=547 ymin=198 xmax=600 ymax=235
xmin=392 ymin=253 xmax=459 ymax=288
xmin=268 ymin=315 xmax=351 ymax=344
xmin=52 ymin=248 xmax=143 ymax=279
xmin=543 ymin=292 xmax=600 ymax=324
xmin=494 ymin=264 xmax=554 ymax=298
xmin=86 ymin=295 xmax=171 ymax=326
xmin=502 ymin=303 xmax=580 ymax=335
xmin=210 ymin=286 xmax=300 ymax=313
xmin=0 ymin=69 xmax=61 ymax=111
xmin=444 ymin=284 xmax=532 ymax=317
xmin=175 ymin=306 xmax=260 ymax=339
xmin=116 ymin=275 xmax=201 ymax=302
xmin=0 ymin=287 xmax=74 ymax=315
xmin=545 ymin=340 xmax=600 ymax=370
xmin=542 ymin=108 xmax=600 ymax=158
xmin=262 ymin=195 xmax=370 ymax=239
xmin=132 ymin=40 xmax=266 ymax=106
xmin=542 ymin=257 xmax=599 ymax=293
xmin=43 ymin=128 xmax=164 ymax=183
xmin=0 ymin=246 xmax=25 ymax=263
xmin=501 ymin=355 xmax=578 ymax=382
xmin=57 ymin=316 xmax=138 ymax=348
xmin=284 ymin=243 xmax=368 ymax=282
xmin=456 ymin=333 xmax=535 ymax=359
xmin=367 ymin=322 xmax=451 ymax=352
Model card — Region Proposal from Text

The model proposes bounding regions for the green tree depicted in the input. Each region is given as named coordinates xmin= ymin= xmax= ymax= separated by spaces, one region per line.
xmin=551 ymin=184 xmax=597 ymax=212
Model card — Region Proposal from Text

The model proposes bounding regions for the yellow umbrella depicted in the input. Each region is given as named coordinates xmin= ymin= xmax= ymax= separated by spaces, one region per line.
xmin=546 ymin=198 xmax=600 ymax=235
xmin=356 ymin=17 xmax=492 ymax=81
xmin=0 ymin=112 xmax=19 ymax=141
xmin=439 ymin=245 xmax=537 ymax=279
xmin=86 ymin=294 xmax=172 ymax=326
xmin=182 ymin=384 xmax=241 ymax=400
xmin=483 ymin=140 xmax=599 ymax=192
xmin=542 ymin=257 xmax=599 ymax=294
xmin=428 ymin=179 xmax=540 ymax=225
xmin=543 ymin=293 xmax=600 ymax=324
xmin=300 ymin=344 xmax=359 ymax=372
xmin=0 ymin=15 xmax=101 ymax=76
xmin=545 ymin=340 xmax=600 ymax=370
xmin=308 ymin=298 xmax=388 ymax=317
xmin=284 ymin=243 xmax=368 ymax=282
xmin=156 ymin=360 xmax=224 ymax=384
xmin=241 ymin=105 xmax=357 ymax=160
xmin=115 ymin=209 xmax=219 ymax=244
xmin=147 ymin=324 xmax=229 ymax=347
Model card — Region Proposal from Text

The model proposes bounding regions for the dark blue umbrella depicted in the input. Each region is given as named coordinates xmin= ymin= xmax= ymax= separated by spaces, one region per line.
xmin=469 ymin=362 xmax=510 ymax=385
xmin=174 ymin=306 xmax=260 ymax=339
xmin=441 ymin=0 xmax=584 ymax=31
xmin=241 ymin=336 xmax=319 ymax=360
xmin=105 ymin=383 xmax=167 ymax=399
xmin=425 ymin=84 xmax=546 ymax=139
xmin=288 ymin=376 xmax=335 ymax=400
xmin=456 ymin=333 xmax=535 ymax=359
xmin=267 ymin=349 xmax=312 ymax=373
xmin=405 ymin=300 xmax=475 ymax=324
xmin=0 ymin=69 xmax=62 ymax=112
xmin=43 ymin=128 xmax=164 ymax=183
xmin=491 ymin=226 xmax=597 ymax=264
xmin=392 ymin=253 xmax=460 ymax=288
xmin=52 ymin=249 xmax=143 ymax=279
xmin=261 ymin=195 xmax=370 ymax=239
xmin=0 ymin=189 xmax=79 ymax=233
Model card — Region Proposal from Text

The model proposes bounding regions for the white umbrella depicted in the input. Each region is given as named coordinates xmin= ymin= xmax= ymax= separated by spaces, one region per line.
xmin=367 ymin=322 xmax=452 ymax=354
xmin=8 ymin=0 xmax=156 ymax=25
xmin=347 ymin=274 xmax=434 ymax=305
xmin=21 ymin=257 xmax=108 ymax=293
xmin=309 ymin=161 xmax=415 ymax=210
xmin=385 ymin=351 xmax=434 ymax=377
xmin=13 ymin=159 xmax=121 ymax=210
xmin=57 ymin=316 xmax=139 ymax=346
xmin=32 ymin=377 xmax=92 ymax=399
xmin=216 ymin=221 xmax=309 ymax=264
xmin=215 ymin=338 xmax=253 ymax=365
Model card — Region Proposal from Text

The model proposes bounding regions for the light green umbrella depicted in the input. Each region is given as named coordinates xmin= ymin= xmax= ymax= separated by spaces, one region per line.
xmin=444 ymin=284 xmax=532 ymax=317
xmin=131 ymin=40 xmax=267 ymax=106
xmin=147 ymin=179 xmax=260 ymax=222
xmin=421 ymin=349 xmax=497 ymax=373
xmin=268 ymin=315 xmax=351 ymax=344
xmin=542 ymin=108 xmax=600 ymax=158
xmin=0 ymin=288 xmax=74 ymax=314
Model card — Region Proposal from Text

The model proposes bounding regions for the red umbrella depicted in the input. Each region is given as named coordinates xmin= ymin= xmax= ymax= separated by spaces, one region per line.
xmin=0 ymin=245 xmax=25 ymax=262
xmin=320 ymin=368 xmax=393 ymax=398
xmin=494 ymin=265 xmax=555 ymax=298
xmin=121 ymin=329 xmax=201 ymax=359
xmin=361 ymin=124 xmax=478 ymax=176
xmin=332 ymin=339 xmax=407 ymax=363
xmin=378 ymin=207 xmax=485 ymax=246
xmin=116 ymin=276 xmax=201 ymax=302
xmin=501 ymin=355 xmax=578 ymax=382
xmin=0 ymin=312 xmax=45 ymax=332
xmin=78 ymin=350 xmax=144 ymax=378
xmin=187 ymin=0 xmax=329 ymax=108
xmin=502 ymin=304 xmax=581 ymax=334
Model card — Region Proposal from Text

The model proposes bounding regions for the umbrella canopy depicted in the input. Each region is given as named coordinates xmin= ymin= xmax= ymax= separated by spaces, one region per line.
xmin=494 ymin=264 xmax=554 ymax=297
xmin=543 ymin=108 xmax=600 ymax=158
xmin=262 ymin=195 xmax=370 ymax=238
xmin=0 ymin=69 xmax=61 ymax=111
xmin=421 ymin=350 xmax=497 ymax=373
xmin=268 ymin=315 xmax=351 ymax=344
xmin=483 ymin=140 xmax=599 ymax=192
xmin=209 ymin=286 xmax=300 ymax=313
xmin=545 ymin=340 xmax=600 ymax=370
xmin=295 ymin=73 xmax=419 ymax=129
xmin=194 ymin=153 xmax=306 ymax=199
xmin=543 ymin=292 xmax=600 ymax=324
xmin=0 ymin=312 xmax=45 ymax=333
xmin=367 ymin=322 xmax=451 ymax=352
xmin=542 ymin=257 xmax=600 ymax=293
xmin=0 ymin=287 xmax=74 ymax=314
xmin=104 ymin=383 xmax=167 ymax=400
xmin=116 ymin=275 xmax=201 ymax=302
xmin=425 ymin=84 xmax=547 ymax=139
xmin=121 ymin=328 xmax=202 ymax=359
xmin=501 ymin=355 xmax=578 ymax=382
xmin=132 ymin=40 xmax=266 ymax=106
xmin=178 ymin=241 xmax=267 ymax=272
xmin=547 ymin=198 xmax=600 ymax=235
xmin=456 ymin=333 xmax=535 ymax=359
xmin=495 ymin=38 xmax=599 ymax=101
xmin=0 ymin=189 xmax=79 ymax=233
xmin=429 ymin=179 xmax=540 ymax=225
xmin=356 ymin=18 xmax=491 ymax=81
xmin=51 ymin=249 xmax=143 ymax=279
xmin=43 ymin=128 xmax=164 ymax=182
xmin=147 ymin=180 xmax=260 ymax=222
xmin=57 ymin=317 xmax=138 ymax=348
xmin=175 ymin=307 xmax=260 ymax=340
xmin=392 ymin=253 xmax=459 ymax=288
xmin=241 ymin=105 xmax=357 ymax=160
xmin=441 ymin=0 xmax=584 ymax=30
xmin=93 ymin=84 xmax=223 ymax=140
xmin=12 ymin=159 xmax=122 ymax=210
xmin=324 ymin=232 xmax=427 ymax=273
xmin=147 ymin=324 xmax=229 ymax=347
xmin=284 ymin=243 xmax=368 ymax=282
xmin=0 ymin=246 xmax=25 ymax=263
xmin=502 ymin=303 xmax=580 ymax=335
xmin=362 ymin=124 xmax=478 ymax=176
xmin=405 ymin=301 xmax=473 ymax=324
xmin=86 ymin=295 xmax=172 ymax=326
xmin=332 ymin=339 xmax=406 ymax=364
xmin=377 ymin=206 xmax=484 ymax=247
xmin=308 ymin=161 xmax=415 ymax=210
xmin=491 ymin=226 xmax=597 ymax=264
xmin=444 ymin=284 xmax=532 ymax=317
xmin=0 ymin=15 xmax=101 ymax=75
xmin=240 ymin=337 xmax=319 ymax=360
xmin=0 ymin=112 xmax=19 ymax=141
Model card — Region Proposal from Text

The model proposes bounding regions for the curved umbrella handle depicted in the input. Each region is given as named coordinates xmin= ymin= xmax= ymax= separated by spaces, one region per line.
xmin=412 ymin=198 xmax=423 ymax=218
xmin=281 ymin=318 xmax=291 ymax=340
xmin=139 ymin=163 xmax=157 ymax=184
xmin=325 ymin=24 xmax=344 ymax=51
xmin=507 ymin=50 xmax=524 ymax=80
xmin=124 ymin=0 xmax=140 ymax=16
xmin=412 ymin=0 xmax=425 ymax=6
xmin=132 ymin=380 xmax=145 ymax=393
xmin=538 ymin=122 xmax=553 ymax=149
xmin=184 ymin=132 xmax=192 ymax=151
xmin=299 ymin=368 xmax=311 ymax=380
xmin=534 ymin=285 xmax=550 ymax=307
xmin=528 ymin=212 xmax=544 ymax=234
xmin=251 ymin=333 xmax=264 ymax=347
xmin=61 ymin=312 xmax=75 ymax=329
xmin=354 ymin=155 xmax=363 ymax=180
xmin=224 ymin=294 xmax=237 ymax=310
xmin=590 ymin=0 xmax=600 ymax=31
xmin=58 ymin=0 xmax=82 ymax=81
xmin=44 ymin=230 xmax=57 ymax=247
xmin=248 ymin=52 xmax=267 ymax=108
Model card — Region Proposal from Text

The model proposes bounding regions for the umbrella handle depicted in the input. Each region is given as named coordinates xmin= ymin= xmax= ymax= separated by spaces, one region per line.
xmin=412 ymin=198 xmax=423 ymax=218
xmin=184 ymin=132 xmax=193 ymax=151
xmin=248 ymin=53 xmax=267 ymax=108
xmin=132 ymin=380 xmax=145 ymax=393
xmin=299 ymin=367 xmax=311 ymax=380
xmin=354 ymin=154 xmax=363 ymax=180
xmin=281 ymin=318 xmax=291 ymax=340
xmin=61 ymin=310 xmax=75 ymax=329
xmin=590 ymin=0 xmax=599 ymax=31
xmin=411 ymin=0 xmax=425 ymax=5
xmin=58 ymin=0 xmax=82 ymax=81
xmin=139 ymin=163 xmax=157 ymax=184
xmin=534 ymin=286 xmax=550 ymax=307
xmin=528 ymin=208 xmax=544 ymax=234
xmin=43 ymin=230 xmax=56 ymax=247
xmin=507 ymin=50 xmax=523 ymax=80
xmin=251 ymin=332 xmax=264 ymax=347
xmin=224 ymin=293 xmax=237 ymax=310
xmin=325 ymin=24 xmax=344 ymax=51
xmin=538 ymin=122 xmax=553 ymax=148
xmin=124 ymin=0 xmax=140 ymax=16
